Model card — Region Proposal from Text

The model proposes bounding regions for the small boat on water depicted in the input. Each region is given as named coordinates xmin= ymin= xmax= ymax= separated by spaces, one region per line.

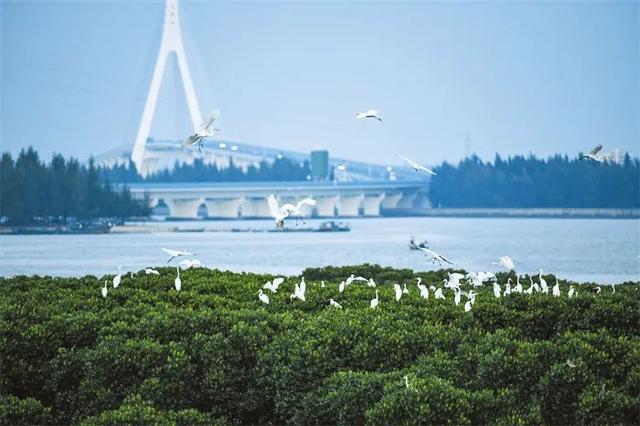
xmin=409 ymin=237 xmax=429 ymax=250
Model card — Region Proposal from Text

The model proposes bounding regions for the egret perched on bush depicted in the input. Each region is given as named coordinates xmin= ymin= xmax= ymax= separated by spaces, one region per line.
xmin=434 ymin=288 xmax=445 ymax=300
xmin=112 ymin=266 xmax=122 ymax=289
xmin=367 ymin=278 xmax=376 ymax=287
xmin=513 ymin=276 xmax=523 ymax=293
xmin=393 ymin=284 xmax=403 ymax=302
xmin=464 ymin=300 xmax=473 ymax=312
xmin=446 ymin=272 xmax=465 ymax=288
xmin=454 ymin=288 xmax=461 ymax=306
xmin=417 ymin=283 xmax=429 ymax=299
xmin=338 ymin=280 xmax=346 ymax=293
xmin=162 ymin=248 xmax=197 ymax=263
xmin=174 ymin=267 xmax=181 ymax=291
xmin=179 ymin=259 xmax=203 ymax=270
xmin=258 ymin=289 xmax=269 ymax=305
xmin=568 ymin=286 xmax=576 ymax=298
xmin=145 ymin=268 xmax=160 ymax=275
xmin=493 ymin=282 xmax=501 ymax=298
xmin=329 ymin=299 xmax=342 ymax=309
xmin=267 ymin=194 xmax=316 ymax=228
xmin=539 ymin=270 xmax=548 ymax=294
xmin=370 ymin=290 xmax=379 ymax=308
xmin=101 ymin=281 xmax=108 ymax=298
xmin=503 ymin=278 xmax=512 ymax=296
xmin=290 ymin=279 xmax=306 ymax=301
xmin=263 ymin=277 xmax=285 ymax=293
xmin=402 ymin=283 xmax=409 ymax=294
xmin=552 ymin=279 xmax=561 ymax=297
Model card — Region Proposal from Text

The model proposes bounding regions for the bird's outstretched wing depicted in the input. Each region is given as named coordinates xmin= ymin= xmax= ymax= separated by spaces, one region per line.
xmin=295 ymin=198 xmax=316 ymax=211
xmin=267 ymin=194 xmax=281 ymax=218
xmin=200 ymin=109 xmax=220 ymax=133
xmin=590 ymin=144 xmax=603 ymax=156
xmin=182 ymin=135 xmax=197 ymax=148
xmin=395 ymin=153 xmax=436 ymax=175
xmin=162 ymin=248 xmax=180 ymax=256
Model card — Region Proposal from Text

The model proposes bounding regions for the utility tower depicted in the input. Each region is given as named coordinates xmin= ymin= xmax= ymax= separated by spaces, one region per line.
xmin=131 ymin=0 xmax=202 ymax=176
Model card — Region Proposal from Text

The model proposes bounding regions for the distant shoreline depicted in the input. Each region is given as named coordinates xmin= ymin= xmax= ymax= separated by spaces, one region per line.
xmin=383 ymin=208 xmax=640 ymax=219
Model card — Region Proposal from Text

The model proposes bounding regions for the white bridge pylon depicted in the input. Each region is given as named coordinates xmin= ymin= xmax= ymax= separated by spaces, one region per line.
xmin=131 ymin=0 xmax=202 ymax=176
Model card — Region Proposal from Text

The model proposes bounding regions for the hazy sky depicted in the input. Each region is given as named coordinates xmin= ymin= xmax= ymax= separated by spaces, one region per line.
xmin=1 ymin=0 xmax=638 ymax=167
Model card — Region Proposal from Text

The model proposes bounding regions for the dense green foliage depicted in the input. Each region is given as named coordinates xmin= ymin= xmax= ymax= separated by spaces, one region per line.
xmin=0 ymin=148 xmax=150 ymax=224
xmin=429 ymin=154 xmax=640 ymax=208
xmin=1 ymin=265 xmax=639 ymax=425
xmin=100 ymin=157 xmax=312 ymax=184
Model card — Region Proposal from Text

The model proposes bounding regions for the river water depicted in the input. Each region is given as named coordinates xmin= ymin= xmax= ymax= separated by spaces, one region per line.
xmin=0 ymin=217 xmax=638 ymax=283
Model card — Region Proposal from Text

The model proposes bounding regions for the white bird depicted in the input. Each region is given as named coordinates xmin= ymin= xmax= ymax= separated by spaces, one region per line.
xmin=493 ymin=256 xmax=515 ymax=271
xmin=290 ymin=278 xmax=306 ymax=301
xmin=101 ymin=281 xmax=108 ymax=298
xmin=144 ymin=268 xmax=160 ymax=275
xmin=321 ymin=280 xmax=325 ymax=288
xmin=402 ymin=283 xmax=409 ymax=294
xmin=162 ymin=248 xmax=196 ymax=263
xmin=445 ymin=272 xmax=465 ymax=289
xmin=112 ymin=266 xmax=122 ymax=289
xmin=267 ymin=194 xmax=316 ymax=228
xmin=513 ymin=276 xmax=523 ymax=293
xmin=464 ymin=300 xmax=473 ymax=312
xmin=174 ymin=267 xmax=181 ymax=291
xmin=538 ymin=270 xmax=548 ymax=294
xmin=417 ymin=284 xmax=429 ymax=299
xmin=394 ymin=153 xmax=436 ymax=176
xmin=566 ymin=359 xmax=576 ymax=368
xmin=552 ymin=279 xmax=560 ymax=297
xmin=182 ymin=109 xmax=220 ymax=151
xmin=594 ymin=286 xmax=602 ymax=294
xmin=329 ymin=298 xmax=343 ymax=309
xmin=434 ymin=288 xmax=445 ymax=300
xmin=367 ymin=278 xmax=376 ymax=287
xmin=568 ymin=286 xmax=576 ymax=298
xmin=493 ymin=282 xmax=501 ymax=298
xmin=403 ymin=375 xmax=410 ymax=389
xmin=504 ymin=278 xmax=512 ymax=296
xmin=179 ymin=259 xmax=203 ymax=270
xmin=338 ymin=281 xmax=346 ymax=293
xmin=454 ymin=289 xmax=461 ymax=306
xmin=258 ymin=289 xmax=270 ymax=304
xmin=417 ymin=247 xmax=453 ymax=266
xmin=370 ymin=290 xmax=379 ymax=308
xmin=356 ymin=109 xmax=382 ymax=122
xmin=611 ymin=285 xmax=616 ymax=294
xmin=580 ymin=144 xmax=604 ymax=163
xmin=263 ymin=277 xmax=285 ymax=293
xmin=393 ymin=283 xmax=403 ymax=302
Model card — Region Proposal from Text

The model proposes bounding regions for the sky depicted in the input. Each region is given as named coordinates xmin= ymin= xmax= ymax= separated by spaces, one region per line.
xmin=1 ymin=0 xmax=638 ymax=167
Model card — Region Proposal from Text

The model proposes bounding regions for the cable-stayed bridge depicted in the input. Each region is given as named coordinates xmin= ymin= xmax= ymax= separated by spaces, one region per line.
xmin=96 ymin=0 xmax=430 ymax=219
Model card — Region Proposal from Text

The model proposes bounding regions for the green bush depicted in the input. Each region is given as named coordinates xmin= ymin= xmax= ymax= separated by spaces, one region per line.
xmin=1 ymin=266 xmax=638 ymax=425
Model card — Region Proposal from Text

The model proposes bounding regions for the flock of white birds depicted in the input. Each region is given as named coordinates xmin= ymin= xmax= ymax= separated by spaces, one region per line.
xmin=99 ymin=108 xmax=611 ymax=305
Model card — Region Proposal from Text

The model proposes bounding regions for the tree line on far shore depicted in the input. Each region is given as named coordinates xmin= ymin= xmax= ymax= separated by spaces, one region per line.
xmin=99 ymin=157 xmax=313 ymax=183
xmin=0 ymin=148 xmax=149 ymax=225
xmin=429 ymin=154 xmax=639 ymax=208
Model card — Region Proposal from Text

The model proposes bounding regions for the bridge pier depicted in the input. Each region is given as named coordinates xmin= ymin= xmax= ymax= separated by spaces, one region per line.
xmin=381 ymin=192 xmax=402 ymax=209
xmin=164 ymin=197 xmax=203 ymax=219
xmin=397 ymin=193 xmax=417 ymax=209
xmin=241 ymin=197 xmax=272 ymax=218
xmin=361 ymin=193 xmax=385 ymax=216
xmin=204 ymin=197 xmax=243 ymax=218
xmin=337 ymin=194 xmax=364 ymax=217
xmin=314 ymin=195 xmax=338 ymax=217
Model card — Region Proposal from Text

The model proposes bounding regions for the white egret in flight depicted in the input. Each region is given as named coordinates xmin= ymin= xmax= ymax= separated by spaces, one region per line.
xmin=263 ymin=277 xmax=285 ymax=293
xmin=394 ymin=153 xmax=437 ymax=176
xmin=174 ymin=267 xmax=181 ymax=291
xmin=329 ymin=299 xmax=343 ymax=309
xmin=145 ymin=268 xmax=160 ymax=275
xmin=356 ymin=109 xmax=382 ymax=122
xmin=267 ymin=194 xmax=316 ymax=228
xmin=580 ymin=144 xmax=604 ymax=163
xmin=417 ymin=247 xmax=453 ymax=266
xmin=182 ymin=109 xmax=220 ymax=152
xmin=162 ymin=248 xmax=197 ymax=263
xmin=112 ymin=266 xmax=122 ymax=289
xmin=258 ymin=289 xmax=270 ymax=305
xmin=101 ymin=281 xmax=108 ymax=298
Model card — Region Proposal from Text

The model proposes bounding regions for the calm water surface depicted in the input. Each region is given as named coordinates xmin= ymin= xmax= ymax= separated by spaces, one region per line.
xmin=1 ymin=217 xmax=638 ymax=283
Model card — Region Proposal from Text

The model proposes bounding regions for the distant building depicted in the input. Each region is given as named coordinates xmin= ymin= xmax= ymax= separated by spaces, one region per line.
xmin=310 ymin=149 xmax=330 ymax=180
